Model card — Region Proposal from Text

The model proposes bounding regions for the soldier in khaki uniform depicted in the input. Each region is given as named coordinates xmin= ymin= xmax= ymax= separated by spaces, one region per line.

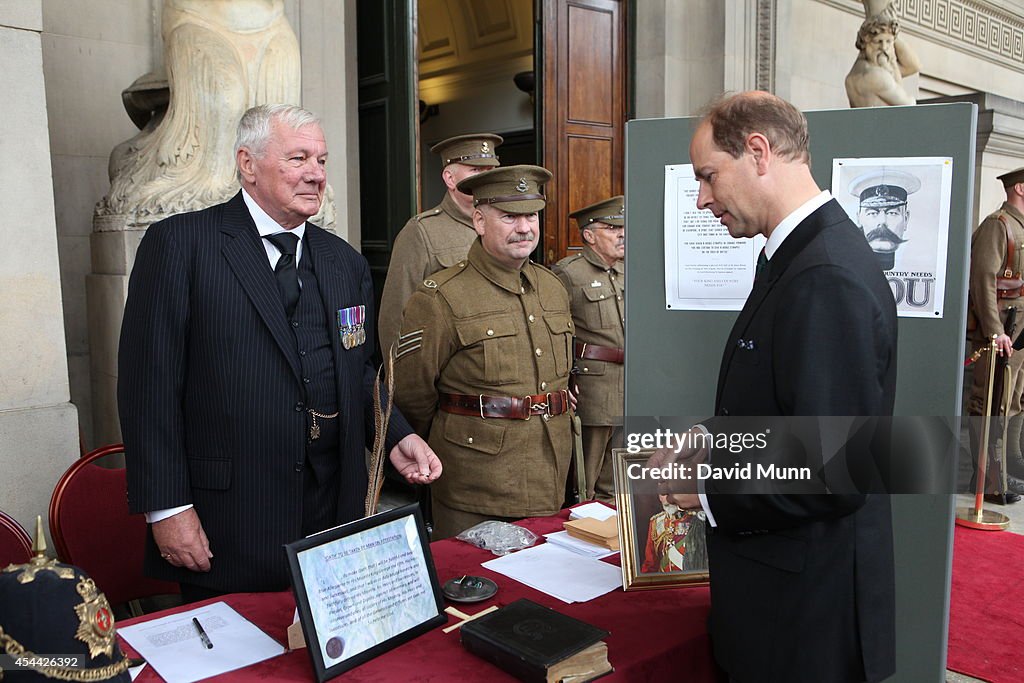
xmin=378 ymin=133 xmax=503 ymax=355
xmin=551 ymin=195 xmax=625 ymax=502
xmin=393 ymin=165 xmax=575 ymax=538
xmin=967 ymin=167 xmax=1024 ymax=503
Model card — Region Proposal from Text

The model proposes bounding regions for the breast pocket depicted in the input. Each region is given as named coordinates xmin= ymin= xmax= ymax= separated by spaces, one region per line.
xmin=454 ymin=314 xmax=519 ymax=385
xmin=544 ymin=312 xmax=574 ymax=377
xmin=582 ymin=286 xmax=618 ymax=329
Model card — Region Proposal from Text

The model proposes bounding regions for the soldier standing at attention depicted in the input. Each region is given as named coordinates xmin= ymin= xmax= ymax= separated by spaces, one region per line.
xmin=552 ymin=195 xmax=625 ymax=502
xmin=378 ymin=133 xmax=503 ymax=356
xmin=967 ymin=167 xmax=1024 ymax=503
xmin=393 ymin=165 xmax=576 ymax=539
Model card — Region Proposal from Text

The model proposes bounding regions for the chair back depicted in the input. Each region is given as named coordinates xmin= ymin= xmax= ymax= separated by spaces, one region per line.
xmin=0 ymin=510 xmax=32 ymax=567
xmin=48 ymin=444 xmax=179 ymax=604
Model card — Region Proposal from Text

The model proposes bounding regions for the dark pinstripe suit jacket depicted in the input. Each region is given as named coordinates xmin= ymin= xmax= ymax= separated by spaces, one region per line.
xmin=119 ymin=192 xmax=412 ymax=592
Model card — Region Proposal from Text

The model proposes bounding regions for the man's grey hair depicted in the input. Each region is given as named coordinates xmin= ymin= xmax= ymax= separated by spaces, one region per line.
xmin=234 ymin=104 xmax=322 ymax=160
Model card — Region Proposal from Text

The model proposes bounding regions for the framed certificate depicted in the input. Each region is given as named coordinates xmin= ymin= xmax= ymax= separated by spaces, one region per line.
xmin=285 ymin=504 xmax=446 ymax=681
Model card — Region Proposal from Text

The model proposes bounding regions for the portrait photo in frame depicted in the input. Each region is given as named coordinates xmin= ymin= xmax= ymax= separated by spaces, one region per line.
xmin=612 ymin=448 xmax=710 ymax=590
xmin=285 ymin=503 xmax=447 ymax=682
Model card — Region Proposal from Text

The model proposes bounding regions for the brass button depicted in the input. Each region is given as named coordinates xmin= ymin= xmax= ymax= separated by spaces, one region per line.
xmin=535 ymin=348 xmax=543 ymax=356
xmin=599 ymin=294 xmax=605 ymax=299
xmin=528 ymin=314 xmax=535 ymax=323
xmin=520 ymin=287 xmax=526 ymax=294
xmin=467 ymin=437 xmax=474 ymax=444
xmin=541 ymin=381 xmax=548 ymax=390
xmin=583 ymin=367 xmax=589 ymax=372
xmin=617 ymin=296 xmax=622 ymax=301
xmin=486 ymin=329 xmax=494 ymax=336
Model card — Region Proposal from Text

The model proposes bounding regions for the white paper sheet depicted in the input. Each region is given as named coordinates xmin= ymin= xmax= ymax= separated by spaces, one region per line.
xmin=544 ymin=530 xmax=619 ymax=559
xmin=568 ymin=502 xmax=617 ymax=521
xmin=482 ymin=543 xmax=621 ymax=604
xmin=117 ymin=601 xmax=285 ymax=683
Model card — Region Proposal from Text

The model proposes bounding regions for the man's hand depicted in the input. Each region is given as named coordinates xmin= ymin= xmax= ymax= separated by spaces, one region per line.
xmin=995 ymin=333 xmax=1014 ymax=358
xmin=389 ymin=434 xmax=442 ymax=485
xmin=152 ymin=508 xmax=213 ymax=572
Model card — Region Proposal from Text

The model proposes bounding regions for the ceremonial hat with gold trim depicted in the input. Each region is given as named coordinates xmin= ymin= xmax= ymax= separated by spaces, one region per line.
xmin=570 ymin=195 xmax=625 ymax=228
xmin=456 ymin=164 xmax=553 ymax=214
xmin=429 ymin=133 xmax=503 ymax=168
xmin=0 ymin=518 xmax=131 ymax=682
xmin=848 ymin=169 xmax=921 ymax=209
xmin=997 ymin=166 xmax=1024 ymax=188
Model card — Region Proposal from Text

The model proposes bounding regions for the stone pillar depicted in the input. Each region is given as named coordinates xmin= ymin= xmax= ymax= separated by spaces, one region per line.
xmin=923 ymin=93 xmax=1024 ymax=228
xmin=0 ymin=0 xmax=81 ymax=533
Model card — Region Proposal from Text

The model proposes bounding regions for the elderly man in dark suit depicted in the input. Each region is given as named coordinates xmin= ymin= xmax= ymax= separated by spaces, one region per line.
xmin=118 ymin=104 xmax=441 ymax=602
xmin=655 ymin=92 xmax=897 ymax=683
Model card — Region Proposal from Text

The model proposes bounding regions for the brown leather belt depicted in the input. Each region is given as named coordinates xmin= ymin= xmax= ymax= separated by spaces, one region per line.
xmin=440 ymin=390 xmax=570 ymax=420
xmin=574 ymin=341 xmax=624 ymax=364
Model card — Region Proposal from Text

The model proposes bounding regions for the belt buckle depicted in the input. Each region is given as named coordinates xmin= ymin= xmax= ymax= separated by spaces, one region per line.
xmin=578 ymin=342 xmax=587 ymax=360
xmin=545 ymin=392 xmax=554 ymax=416
xmin=523 ymin=395 xmax=533 ymax=421
xmin=478 ymin=394 xmax=487 ymax=420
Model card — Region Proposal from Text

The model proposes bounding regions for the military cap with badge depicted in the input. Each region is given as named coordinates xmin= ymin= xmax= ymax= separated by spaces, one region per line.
xmin=456 ymin=164 xmax=553 ymax=213
xmin=430 ymin=133 xmax=503 ymax=168
xmin=570 ymin=195 xmax=625 ymax=228
xmin=0 ymin=518 xmax=132 ymax=681
xmin=849 ymin=168 xmax=920 ymax=270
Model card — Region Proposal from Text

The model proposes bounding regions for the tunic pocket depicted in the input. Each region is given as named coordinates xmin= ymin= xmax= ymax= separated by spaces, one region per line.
xmin=454 ymin=314 xmax=519 ymax=385
xmin=582 ymin=285 xmax=618 ymax=329
xmin=543 ymin=312 xmax=575 ymax=377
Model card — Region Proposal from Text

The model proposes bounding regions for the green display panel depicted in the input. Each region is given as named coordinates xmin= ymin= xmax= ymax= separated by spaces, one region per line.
xmin=624 ymin=103 xmax=976 ymax=683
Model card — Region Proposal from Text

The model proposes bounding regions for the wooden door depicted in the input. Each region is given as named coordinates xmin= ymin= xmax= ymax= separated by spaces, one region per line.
xmin=538 ymin=0 xmax=627 ymax=263
xmin=356 ymin=0 xmax=418 ymax=352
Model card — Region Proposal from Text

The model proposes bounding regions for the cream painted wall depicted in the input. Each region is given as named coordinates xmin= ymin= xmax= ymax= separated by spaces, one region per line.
xmin=0 ymin=0 xmax=80 ymax=539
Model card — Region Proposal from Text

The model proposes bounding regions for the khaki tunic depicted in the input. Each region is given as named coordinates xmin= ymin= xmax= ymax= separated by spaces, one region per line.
xmin=968 ymin=202 xmax=1024 ymax=415
xmin=393 ymin=239 xmax=575 ymax=518
xmin=378 ymin=193 xmax=477 ymax=355
xmin=552 ymin=245 xmax=625 ymax=425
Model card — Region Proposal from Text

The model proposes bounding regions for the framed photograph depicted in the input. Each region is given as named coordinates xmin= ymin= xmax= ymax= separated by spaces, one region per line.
xmin=612 ymin=448 xmax=709 ymax=590
xmin=285 ymin=504 xmax=447 ymax=682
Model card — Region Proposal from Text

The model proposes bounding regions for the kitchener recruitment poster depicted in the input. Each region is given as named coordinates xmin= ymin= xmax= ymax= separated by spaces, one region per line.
xmin=831 ymin=157 xmax=953 ymax=319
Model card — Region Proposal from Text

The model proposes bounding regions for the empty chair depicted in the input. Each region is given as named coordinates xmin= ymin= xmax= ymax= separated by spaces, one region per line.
xmin=0 ymin=510 xmax=32 ymax=567
xmin=49 ymin=444 xmax=178 ymax=612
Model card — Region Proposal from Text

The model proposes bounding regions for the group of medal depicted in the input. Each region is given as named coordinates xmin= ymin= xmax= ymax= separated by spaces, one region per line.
xmin=337 ymin=305 xmax=366 ymax=349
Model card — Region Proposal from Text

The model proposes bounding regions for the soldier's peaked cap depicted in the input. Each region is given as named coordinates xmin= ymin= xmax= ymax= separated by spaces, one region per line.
xmin=848 ymin=169 xmax=921 ymax=209
xmin=430 ymin=133 xmax=503 ymax=167
xmin=570 ymin=195 xmax=625 ymax=227
xmin=997 ymin=167 xmax=1024 ymax=188
xmin=457 ymin=164 xmax=553 ymax=214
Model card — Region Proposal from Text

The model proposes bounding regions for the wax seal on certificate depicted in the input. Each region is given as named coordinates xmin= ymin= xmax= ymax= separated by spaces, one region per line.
xmin=325 ymin=636 xmax=345 ymax=659
xmin=442 ymin=575 xmax=497 ymax=603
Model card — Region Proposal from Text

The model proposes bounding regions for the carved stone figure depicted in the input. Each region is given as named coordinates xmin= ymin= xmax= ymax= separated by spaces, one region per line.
xmin=97 ymin=0 xmax=334 ymax=228
xmin=845 ymin=2 xmax=921 ymax=108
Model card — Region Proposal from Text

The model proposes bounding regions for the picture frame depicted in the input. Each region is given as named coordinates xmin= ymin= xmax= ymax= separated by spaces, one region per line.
xmin=285 ymin=503 xmax=447 ymax=682
xmin=612 ymin=448 xmax=710 ymax=590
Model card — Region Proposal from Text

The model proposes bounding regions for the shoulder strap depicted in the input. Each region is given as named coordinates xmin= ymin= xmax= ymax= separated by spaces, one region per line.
xmin=999 ymin=215 xmax=1017 ymax=277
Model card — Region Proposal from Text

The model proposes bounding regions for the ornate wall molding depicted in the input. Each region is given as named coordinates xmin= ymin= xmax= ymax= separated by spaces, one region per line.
xmin=816 ymin=0 xmax=1024 ymax=73
xmin=757 ymin=0 xmax=777 ymax=92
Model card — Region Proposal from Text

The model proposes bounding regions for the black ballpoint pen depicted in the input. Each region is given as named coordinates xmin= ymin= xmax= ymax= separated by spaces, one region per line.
xmin=192 ymin=617 xmax=214 ymax=649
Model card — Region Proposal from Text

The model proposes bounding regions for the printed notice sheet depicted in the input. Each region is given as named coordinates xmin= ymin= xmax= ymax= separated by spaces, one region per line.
xmin=117 ymin=601 xmax=284 ymax=683
xmin=295 ymin=514 xmax=438 ymax=667
xmin=664 ymin=163 xmax=765 ymax=311
xmin=832 ymin=156 xmax=953 ymax=318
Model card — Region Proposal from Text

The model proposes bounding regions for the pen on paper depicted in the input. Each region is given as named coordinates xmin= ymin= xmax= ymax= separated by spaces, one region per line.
xmin=192 ymin=617 xmax=214 ymax=649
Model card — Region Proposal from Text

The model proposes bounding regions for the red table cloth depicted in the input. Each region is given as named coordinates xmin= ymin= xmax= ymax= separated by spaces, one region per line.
xmin=118 ymin=510 xmax=722 ymax=682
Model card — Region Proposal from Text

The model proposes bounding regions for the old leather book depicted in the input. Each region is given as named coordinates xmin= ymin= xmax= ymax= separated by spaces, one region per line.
xmin=460 ymin=598 xmax=612 ymax=682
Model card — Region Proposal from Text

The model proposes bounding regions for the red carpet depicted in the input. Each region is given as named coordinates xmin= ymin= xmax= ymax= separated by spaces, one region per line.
xmin=947 ymin=525 xmax=1024 ymax=683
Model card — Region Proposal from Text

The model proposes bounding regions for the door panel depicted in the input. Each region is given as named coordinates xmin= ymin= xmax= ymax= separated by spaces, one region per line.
xmin=539 ymin=0 xmax=626 ymax=263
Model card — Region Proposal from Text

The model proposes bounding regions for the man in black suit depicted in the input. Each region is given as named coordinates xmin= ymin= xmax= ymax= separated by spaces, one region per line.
xmin=118 ymin=104 xmax=441 ymax=601
xmin=655 ymin=92 xmax=897 ymax=682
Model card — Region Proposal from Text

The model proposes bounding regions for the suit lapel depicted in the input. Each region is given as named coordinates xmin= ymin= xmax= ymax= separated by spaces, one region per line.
xmin=715 ymin=201 xmax=841 ymax=408
xmin=306 ymin=225 xmax=355 ymax=436
xmin=219 ymin=193 xmax=302 ymax=380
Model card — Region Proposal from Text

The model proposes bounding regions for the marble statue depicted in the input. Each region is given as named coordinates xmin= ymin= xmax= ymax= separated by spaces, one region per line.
xmin=845 ymin=1 xmax=921 ymax=108
xmin=97 ymin=0 xmax=334 ymax=228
